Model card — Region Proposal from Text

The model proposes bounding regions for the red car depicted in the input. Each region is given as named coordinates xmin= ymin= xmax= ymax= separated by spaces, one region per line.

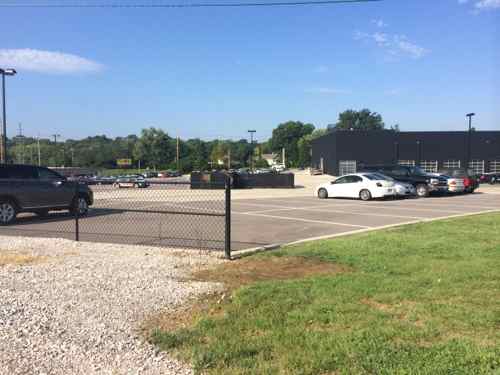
xmin=439 ymin=168 xmax=479 ymax=193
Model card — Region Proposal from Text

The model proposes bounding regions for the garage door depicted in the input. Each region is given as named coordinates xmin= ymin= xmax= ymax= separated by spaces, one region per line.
xmin=339 ymin=160 xmax=357 ymax=176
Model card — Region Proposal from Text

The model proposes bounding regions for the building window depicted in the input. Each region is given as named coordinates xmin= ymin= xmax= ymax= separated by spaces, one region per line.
xmin=490 ymin=160 xmax=500 ymax=173
xmin=339 ymin=160 xmax=357 ymax=175
xmin=469 ymin=160 xmax=485 ymax=175
xmin=420 ymin=160 xmax=438 ymax=173
xmin=443 ymin=160 xmax=461 ymax=169
xmin=398 ymin=160 xmax=415 ymax=167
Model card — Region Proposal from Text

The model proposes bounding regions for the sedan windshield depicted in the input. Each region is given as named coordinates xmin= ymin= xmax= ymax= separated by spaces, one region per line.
xmin=363 ymin=173 xmax=385 ymax=181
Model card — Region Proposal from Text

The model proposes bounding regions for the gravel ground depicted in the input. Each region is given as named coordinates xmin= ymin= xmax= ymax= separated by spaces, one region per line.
xmin=0 ymin=236 xmax=223 ymax=375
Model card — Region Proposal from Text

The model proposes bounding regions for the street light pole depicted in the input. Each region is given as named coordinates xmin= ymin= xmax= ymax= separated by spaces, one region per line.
xmin=0 ymin=68 xmax=17 ymax=163
xmin=466 ymin=113 xmax=475 ymax=170
xmin=248 ymin=130 xmax=256 ymax=172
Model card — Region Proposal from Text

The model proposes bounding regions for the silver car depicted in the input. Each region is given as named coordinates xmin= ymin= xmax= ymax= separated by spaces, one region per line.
xmin=372 ymin=173 xmax=416 ymax=197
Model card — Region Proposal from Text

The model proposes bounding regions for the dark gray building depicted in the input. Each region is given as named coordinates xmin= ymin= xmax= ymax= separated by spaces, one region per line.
xmin=311 ymin=130 xmax=500 ymax=176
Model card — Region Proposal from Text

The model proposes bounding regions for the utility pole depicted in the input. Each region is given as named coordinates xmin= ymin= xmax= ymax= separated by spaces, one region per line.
xmin=37 ymin=134 xmax=41 ymax=166
xmin=18 ymin=123 xmax=24 ymax=164
xmin=248 ymin=130 xmax=256 ymax=172
xmin=52 ymin=134 xmax=60 ymax=167
xmin=466 ymin=113 xmax=475 ymax=170
xmin=176 ymin=136 xmax=180 ymax=171
xmin=1 ymin=68 xmax=17 ymax=163
xmin=282 ymin=147 xmax=286 ymax=168
xmin=227 ymin=148 xmax=231 ymax=170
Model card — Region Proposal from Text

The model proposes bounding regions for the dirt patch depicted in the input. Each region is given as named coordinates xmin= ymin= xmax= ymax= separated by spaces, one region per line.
xmin=0 ymin=252 xmax=46 ymax=266
xmin=192 ymin=256 xmax=345 ymax=289
xmin=142 ymin=256 xmax=345 ymax=336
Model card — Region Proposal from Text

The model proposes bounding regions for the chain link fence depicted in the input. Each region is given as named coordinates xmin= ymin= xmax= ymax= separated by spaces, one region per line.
xmin=0 ymin=179 xmax=231 ymax=257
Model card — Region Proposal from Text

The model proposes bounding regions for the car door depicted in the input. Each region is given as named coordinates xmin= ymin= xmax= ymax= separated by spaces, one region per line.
xmin=327 ymin=176 xmax=349 ymax=197
xmin=36 ymin=167 xmax=75 ymax=207
xmin=2 ymin=165 xmax=39 ymax=209
xmin=329 ymin=176 xmax=358 ymax=198
xmin=347 ymin=175 xmax=365 ymax=198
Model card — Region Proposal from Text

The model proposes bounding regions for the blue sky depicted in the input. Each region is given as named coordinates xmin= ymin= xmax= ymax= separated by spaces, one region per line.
xmin=0 ymin=0 xmax=499 ymax=141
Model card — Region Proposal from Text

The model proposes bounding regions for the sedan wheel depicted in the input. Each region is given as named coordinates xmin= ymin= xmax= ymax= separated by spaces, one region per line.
xmin=359 ymin=189 xmax=372 ymax=201
xmin=0 ymin=201 xmax=17 ymax=225
xmin=416 ymin=184 xmax=429 ymax=198
xmin=317 ymin=188 xmax=328 ymax=199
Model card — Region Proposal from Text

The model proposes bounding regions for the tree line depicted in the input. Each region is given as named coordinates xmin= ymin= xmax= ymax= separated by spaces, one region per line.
xmin=6 ymin=109 xmax=390 ymax=171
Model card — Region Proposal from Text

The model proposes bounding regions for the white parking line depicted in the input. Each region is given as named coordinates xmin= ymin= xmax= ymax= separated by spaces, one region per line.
xmin=237 ymin=212 xmax=371 ymax=229
xmin=313 ymin=201 xmax=464 ymax=214
xmin=236 ymin=206 xmax=425 ymax=220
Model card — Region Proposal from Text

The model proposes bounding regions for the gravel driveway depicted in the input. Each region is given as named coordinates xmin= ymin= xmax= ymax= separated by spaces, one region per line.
xmin=0 ymin=236 xmax=222 ymax=375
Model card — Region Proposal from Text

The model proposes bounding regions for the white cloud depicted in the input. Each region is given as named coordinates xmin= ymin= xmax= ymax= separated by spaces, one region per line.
xmin=371 ymin=19 xmax=388 ymax=28
xmin=305 ymin=87 xmax=350 ymax=95
xmin=354 ymin=31 xmax=429 ymax=59
xmin=475 ymin=0 xmax=500 ymax=9
xmin=459 ymin=0 xmax=500 ymax=10
xmin=0 ymin=49 xmax=103 ymax=74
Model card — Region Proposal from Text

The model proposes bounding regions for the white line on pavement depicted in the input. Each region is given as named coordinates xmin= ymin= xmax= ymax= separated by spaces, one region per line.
xmin=236 ymin=212 xmax=371 ymax=229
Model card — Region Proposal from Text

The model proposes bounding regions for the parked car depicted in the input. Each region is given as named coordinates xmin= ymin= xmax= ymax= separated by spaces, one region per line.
xmin=371 ymin=173 xmax=416 ymax=197
xmin=0 ymin=164 xmax=93 ymax=225
xmin=438 ymin=168 xmax=479 ymax=193
xmin=254 ymin=168 xmax=272 ymax=174
xmin=272 ymin=164 xmax=285 ymax=173
xmin=142 ymin=171 xmax=158 ymax=178
xmin=360 ymin=165 xmax=448 ymax=198
xmin=479 ymin=172 xmax=500 ymax=185
xmin=114 ymin=175 xmax=149 ymax=188
xmin=94 ymin=176 xmax=116 ymax=185
xmin=444 ymin=176 xmax=465 ymax=193
xmin=159 ymin=170 xmax=182 ymax=178
xmin=316 ymin=173 xmax=395 ymax=201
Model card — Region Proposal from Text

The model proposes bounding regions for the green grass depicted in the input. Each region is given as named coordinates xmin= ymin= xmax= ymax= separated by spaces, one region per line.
xmin=151 ymin=213 xmax=500 ymax=375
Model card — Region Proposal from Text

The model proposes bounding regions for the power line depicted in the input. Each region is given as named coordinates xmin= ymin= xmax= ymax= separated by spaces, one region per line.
xmin=0 ymin=0 xmax=381 ymax=8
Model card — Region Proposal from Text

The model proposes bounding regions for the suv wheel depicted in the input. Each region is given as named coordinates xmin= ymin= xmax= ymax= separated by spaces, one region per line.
xmin=416 ymin=184 xmax=429 ymax=198
xmin=71 ymin=196 xmax=89 ymax=216
xmin=0 ymin=201 xmax=17 ymax=225
xmin=359 ymin=189 xmax=372 ymax=201
xmin=317 ymin=188 xmax=328 ymax=199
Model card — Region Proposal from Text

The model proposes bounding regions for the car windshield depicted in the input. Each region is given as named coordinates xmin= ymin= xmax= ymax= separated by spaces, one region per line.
xmin=410 ymin=167 xmax=428 ymax=176
xmin=363 ymin=173 xmax=385 ymax=181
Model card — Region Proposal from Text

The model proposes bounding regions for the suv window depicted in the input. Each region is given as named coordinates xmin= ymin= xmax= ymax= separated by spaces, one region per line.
xmin=37 ymin=168 xmax=64 ymax=180
xmin=0 ymin=165 xmax=38 ymax=179
xmin=391 ymin=167 xmax=409 ymax=177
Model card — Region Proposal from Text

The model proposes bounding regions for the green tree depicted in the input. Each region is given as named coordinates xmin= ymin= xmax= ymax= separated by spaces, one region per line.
xmin=133 ymin=127 xmax=174 ymax=169
xmin=328 ymin=109 xmax=385 ymax=131
xmin=270 ymin=121 xmax=315 ymax=167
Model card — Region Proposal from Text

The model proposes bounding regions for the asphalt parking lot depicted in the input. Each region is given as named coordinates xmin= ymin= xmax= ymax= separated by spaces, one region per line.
xmin=2 ymin=187 xmax=499 ymax=253
xmin=230 ymin=192 xmax=500 ymax=250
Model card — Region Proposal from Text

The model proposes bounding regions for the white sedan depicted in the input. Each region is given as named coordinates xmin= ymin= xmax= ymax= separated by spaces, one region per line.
xmin=316 ymin=173 xmax=396 ymax=201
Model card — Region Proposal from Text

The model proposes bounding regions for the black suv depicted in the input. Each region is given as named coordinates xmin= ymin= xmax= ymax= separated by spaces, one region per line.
xmin=0 ymin=164 xmax=94 ymax=225
xmin=360 ymin=165 xmax=449 ymax=197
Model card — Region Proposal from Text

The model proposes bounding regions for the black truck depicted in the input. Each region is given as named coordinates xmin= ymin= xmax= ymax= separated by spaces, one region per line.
xmin=360 ymin=165 xmax=449 ymax=197
xmin=0 ymin=164 xmax=93 ymax=225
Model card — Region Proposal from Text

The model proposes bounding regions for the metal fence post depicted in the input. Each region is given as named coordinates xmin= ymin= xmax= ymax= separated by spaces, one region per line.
xmin=74 ymin=181 xmax=79 ymax=242
xmin=224 ymin=175 xmax=231 ymax=259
